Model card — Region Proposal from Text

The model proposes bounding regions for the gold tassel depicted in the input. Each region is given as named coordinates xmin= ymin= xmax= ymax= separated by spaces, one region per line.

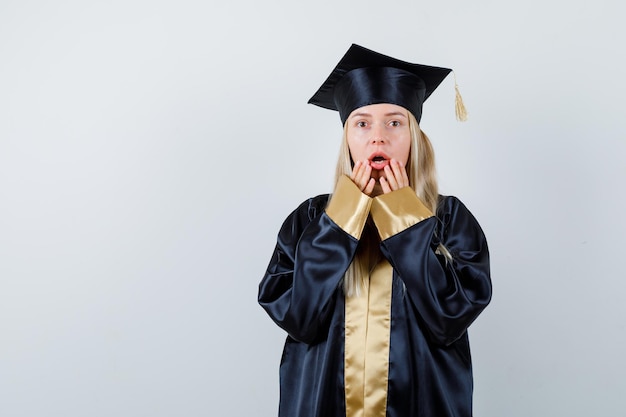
xmin=453 ymin=72 xmax=468 ymax=122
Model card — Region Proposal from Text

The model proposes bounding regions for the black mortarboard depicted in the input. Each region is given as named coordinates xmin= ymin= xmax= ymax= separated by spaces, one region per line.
xmin=308 ymin=44 xmax=454 ymax=124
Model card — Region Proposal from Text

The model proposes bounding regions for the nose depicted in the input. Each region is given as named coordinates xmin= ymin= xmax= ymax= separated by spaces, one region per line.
xmin=370 ymin=125 xmax=386 ymax=144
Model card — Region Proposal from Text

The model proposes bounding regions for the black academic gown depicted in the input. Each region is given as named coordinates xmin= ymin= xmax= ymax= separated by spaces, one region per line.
xmin=258 ymin=176 xmax=492 ymax=417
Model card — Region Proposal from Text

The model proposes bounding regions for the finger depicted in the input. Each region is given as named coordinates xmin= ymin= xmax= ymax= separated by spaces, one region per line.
xmin=390 ymin=159 xmax=405 ymax=189
xmin=350 ymin=161 xmax=362 ymax=181
xmin=353 ymin=161 xmax=372 ymax=192
xmin=355 ymin=161 xmax=368 ymax=189
xmin=351 ymin=161 xmax=366 ymax=189
xmin=364 ymin=178 xmax=376 ymax=195
xmin=398 ymin=160 xmax=409 ymax=188
xmin=361 ymin=163 xmax=373 ymax=190
xmin=379 ymin=177 xmax=392 ymax=194
xmin=391 ymin=159 xmax=409 ymax=188
xmin=383 ymin=165 xmax=398 ymax=190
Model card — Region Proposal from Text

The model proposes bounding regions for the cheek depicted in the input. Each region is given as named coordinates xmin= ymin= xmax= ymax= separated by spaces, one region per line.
xmin=347 ymin=137 xmax=366 ymax=161
xmin=397 ymin=137 xmax=412 ymax=166
xmin=401 ymin=146 xmax=411 ymax=165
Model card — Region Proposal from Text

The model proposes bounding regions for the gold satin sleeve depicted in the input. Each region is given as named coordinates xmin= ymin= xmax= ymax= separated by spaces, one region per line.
xmin=325 ymin=175 xmax=372 ymax=240
xmin=370 ymin=187 xmax=433 ymax=240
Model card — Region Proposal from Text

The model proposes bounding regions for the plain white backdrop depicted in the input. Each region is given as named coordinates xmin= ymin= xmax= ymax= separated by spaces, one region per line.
xmin=1 ymin=1 xmax=625 ymax=416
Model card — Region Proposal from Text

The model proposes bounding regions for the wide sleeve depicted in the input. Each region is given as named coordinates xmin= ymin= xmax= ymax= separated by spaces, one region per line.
xmin=258 ymin=176 xmax=372 ymax=344
xmin=370 ymin=190 xmax=492 ymax=346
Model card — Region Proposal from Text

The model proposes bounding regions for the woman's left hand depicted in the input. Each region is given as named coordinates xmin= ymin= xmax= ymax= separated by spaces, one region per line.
xmin=380 ymin=159 xmax=409 ymax=194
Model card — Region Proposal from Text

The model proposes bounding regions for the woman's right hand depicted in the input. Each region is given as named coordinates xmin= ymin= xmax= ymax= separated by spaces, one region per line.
xmin=350 ymin=160 xmax=375 ymax=195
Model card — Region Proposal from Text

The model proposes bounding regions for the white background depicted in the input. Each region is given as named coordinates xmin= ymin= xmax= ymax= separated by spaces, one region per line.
xmin=1 ymin=1 xmax=625 ymax=416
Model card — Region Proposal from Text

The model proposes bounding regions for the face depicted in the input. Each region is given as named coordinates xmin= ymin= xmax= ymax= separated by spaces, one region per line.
xmin=346 ymin=103 xmax=411 ymax=181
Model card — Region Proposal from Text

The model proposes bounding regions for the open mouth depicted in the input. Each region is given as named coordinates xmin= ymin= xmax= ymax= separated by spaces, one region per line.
xmin=369 ymin=153 xmax=390 ymax=169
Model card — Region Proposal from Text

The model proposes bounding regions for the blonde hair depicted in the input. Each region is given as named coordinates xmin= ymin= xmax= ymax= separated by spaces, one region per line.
xmin=333 ymin=112 xmax=451 ymax=296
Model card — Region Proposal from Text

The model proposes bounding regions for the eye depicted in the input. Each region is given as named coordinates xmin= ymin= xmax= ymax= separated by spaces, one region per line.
xmin=389 ymin=120 xmax=401 ymax=127
xmin=356 ymin=121 xmax=368 ymax=128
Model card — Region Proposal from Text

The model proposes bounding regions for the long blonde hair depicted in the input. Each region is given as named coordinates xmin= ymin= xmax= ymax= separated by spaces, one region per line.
xmin=333 ymin=111 xmax=450 ymax=296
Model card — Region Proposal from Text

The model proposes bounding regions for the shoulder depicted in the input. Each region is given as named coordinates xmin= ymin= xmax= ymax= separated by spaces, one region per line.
xmin=275 ymin=194 xmax=330 ymax=245
xmin=436 ymin=194 xmax=487 ymax=237
xmin=437 ymin=194 xmax=464 ymax=216
xmin=306 ymin=194 xmax=331 ymax=221
xmin=437 ymin=194 xmax=478 ymax=216
xmin=288 ymin=193 xmax=330 ymax=220
xmin=279 ymin=193 xmax=330 ymax=231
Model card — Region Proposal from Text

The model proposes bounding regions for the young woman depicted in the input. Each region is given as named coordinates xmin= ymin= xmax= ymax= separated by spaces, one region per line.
xmin=258 ymin=44 xmax=492 ymax=417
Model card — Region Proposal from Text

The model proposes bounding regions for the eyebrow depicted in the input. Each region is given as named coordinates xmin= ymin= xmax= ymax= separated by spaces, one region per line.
xmin=349 ymin=111 xmax=408 ymax=119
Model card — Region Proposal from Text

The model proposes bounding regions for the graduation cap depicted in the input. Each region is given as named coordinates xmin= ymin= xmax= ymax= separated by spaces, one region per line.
xmin=308 ymin=44 xmax=466 ymax=124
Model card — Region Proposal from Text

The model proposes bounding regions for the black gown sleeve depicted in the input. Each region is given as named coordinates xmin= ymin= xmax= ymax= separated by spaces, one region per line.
xmin=258 ymin=189 xmax=365 ymax=344
xmin=374 ymin=194 xmax=492 ymax=346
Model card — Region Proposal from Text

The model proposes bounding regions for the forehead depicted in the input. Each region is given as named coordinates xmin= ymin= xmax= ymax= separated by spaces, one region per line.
xmin=348 ymin=103 xmax=409 ymax=118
